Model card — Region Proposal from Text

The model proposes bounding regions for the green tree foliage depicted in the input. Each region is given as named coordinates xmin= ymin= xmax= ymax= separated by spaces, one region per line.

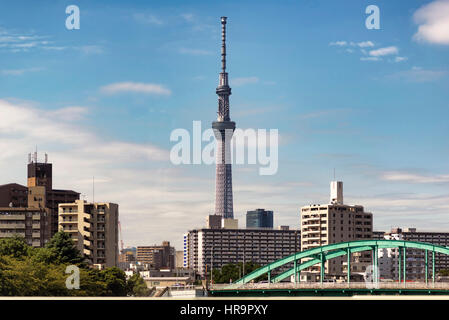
xmin=0 ymin=234 xmax=143 ymax=296
xmin=212 ymin=261 xmax=267 ymax=284
xmin=0 ymin=236 xmax=31 ymax=259
xmin=39 ymin=231 xmax=85 ymax=265
xmin=126 ymin=273 xmax=151 ymax=296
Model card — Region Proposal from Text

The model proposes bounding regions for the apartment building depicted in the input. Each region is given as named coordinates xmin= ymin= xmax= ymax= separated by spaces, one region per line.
xmin=300 ymin=181 xmax=373 ymax=279
xmin=183 ymin=226 xmax=301 ymax=277
xmin=0 ymin=183 xmax=28 ymax=208
xmin=58 ymin=200 xmax=119 ymax=267
xmin=0 ymin=207 xmax=49 ymax=247
xmin=136 ymin=241 xmax=175 ymax=270
xmin=376 ymin=227 xmax=449 ymax=280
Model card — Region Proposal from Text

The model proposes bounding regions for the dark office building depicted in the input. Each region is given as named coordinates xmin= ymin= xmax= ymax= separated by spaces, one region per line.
xmin=246 ymin=209 xmax=273 ymax=229
xmin=0 ymin=183 xmax=28 ymax=207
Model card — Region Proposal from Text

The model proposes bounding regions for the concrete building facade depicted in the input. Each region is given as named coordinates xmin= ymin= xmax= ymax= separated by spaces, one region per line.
xmin=0 ymin=183 xmax=28 ymax=208
xmin=58 ymin=200 xmax=119 ymax=267
xmin=376 ymin=227 xmax=449 ymax=280
xmin=300 ymin=181 xmax=373 ymax=279
xmin=0 ymin=207 xmax=49 ymax=247
xmin=136 ymin=241 xmax=175 ymax=270
xmin=183 ymin=227 xmax=301 ymax=277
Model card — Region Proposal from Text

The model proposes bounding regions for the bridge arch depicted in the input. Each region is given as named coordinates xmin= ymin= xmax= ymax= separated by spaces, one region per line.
xmin=234 ymin=240 xmax=449 ymax=285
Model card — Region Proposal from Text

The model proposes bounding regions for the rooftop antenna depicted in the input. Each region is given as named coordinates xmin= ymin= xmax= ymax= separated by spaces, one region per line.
xmin=34 ymin=146 xmax=38 ymax=163
xmin=45 ymin=153 xmax=48 ymax=163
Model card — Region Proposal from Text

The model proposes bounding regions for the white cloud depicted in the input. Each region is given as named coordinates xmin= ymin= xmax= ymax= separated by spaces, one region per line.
xmin=381 ymin=171 xmax=449 ymax=184
xmin=0 ymin=99 xmax=192 ymax=247
xmin=394 ymin=56 xmax=408 ymax=63
xmin=330 ymin=41 xmax=374 ymax=47
xmin=357 ymin=41 xmax=375 ymax=48
xmin=388 ymin=66 xmax=446 ymax=82
xmin=1 ymin=67 xmax=43 ymax=76
xmin=369 ymin=46 xmax=399 ymax=57
xmin=77 ymin=45 xmax=104 ymax=55
xmin=0 ymin=28 xmax=52 ymax=52
xmin=48 ymin=106 xmax=89 ymax=121
xmin=360 ymin=57 xmax=381 ymax=61
xmin=232 ymin=76 xmax=259 ymax=86
xmin=180 ymin=13 xmax=195 ymax=23
xmin=329 ymin=41 xmax=347 ymax=46
xmin=100 ymin=82 xmax=171 ymax=95
xmin=413 ymin=0 xmax=449 ymax=45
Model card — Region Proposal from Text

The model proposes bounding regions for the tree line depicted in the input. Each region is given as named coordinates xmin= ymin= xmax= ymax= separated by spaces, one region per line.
xmin=0 ymin=231 xmax=149 ymax=296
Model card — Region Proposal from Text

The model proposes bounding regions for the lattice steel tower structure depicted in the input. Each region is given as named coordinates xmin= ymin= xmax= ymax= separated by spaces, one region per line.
xmin=212 ymin=16 xmax=235 ymax=219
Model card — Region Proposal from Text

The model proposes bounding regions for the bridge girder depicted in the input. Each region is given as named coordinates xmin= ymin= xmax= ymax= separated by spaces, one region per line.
xmin=234 ymin=240 xmax=446 ymax=285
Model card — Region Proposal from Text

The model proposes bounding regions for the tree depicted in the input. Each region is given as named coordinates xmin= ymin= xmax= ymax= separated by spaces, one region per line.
xmin=39 ymin=231 xmax=85 ymax=265
xmin=212 ymin=262 xmax=267 ymax=284
xmin=0 ymin=233 xmax=130 ymax=296
xmin=126 ymin=273 xmax=150 ymax=296
xmin=100 ymin=267 xmax=127 ymax=296
xmin=0 ymin=236 xmax=31 ymax=259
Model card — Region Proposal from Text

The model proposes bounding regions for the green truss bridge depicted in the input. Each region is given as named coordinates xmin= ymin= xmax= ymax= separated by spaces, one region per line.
xmin=209 ymin=240 xmax=449 ymax=297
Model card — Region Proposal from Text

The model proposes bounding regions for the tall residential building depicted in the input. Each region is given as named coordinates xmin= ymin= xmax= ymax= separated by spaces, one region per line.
xmin=27 ymin=153 xmax=80 ymax=238
xmin=212 ymin=17 xmax=236 ymax=219
xmin=0 ymin=207 xmax=49 ymax=247
xmin=300 ymin=181 xmax=373 ymax=279
xmin=58 ymin=200 xmax=119 ymax=267
xmin=136 ymin=241 xmax=175 ymax=270
xmin=246 ymin=209 xmax=274 ymax=229
xmin=183 ymin=227 xmax=301 ymax=277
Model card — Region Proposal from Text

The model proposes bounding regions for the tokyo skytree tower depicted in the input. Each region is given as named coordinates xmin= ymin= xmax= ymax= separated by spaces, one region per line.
xmin=212 ymin=17 xmax=235 ymax=219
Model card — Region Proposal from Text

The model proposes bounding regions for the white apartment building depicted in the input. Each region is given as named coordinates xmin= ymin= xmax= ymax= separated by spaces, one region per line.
xmin=376 ymin=227 xmax=449 ymax=280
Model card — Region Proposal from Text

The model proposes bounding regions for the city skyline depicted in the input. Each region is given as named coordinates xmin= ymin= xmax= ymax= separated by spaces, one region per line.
xmin=0 ymin=0 xmax=448 ymax=250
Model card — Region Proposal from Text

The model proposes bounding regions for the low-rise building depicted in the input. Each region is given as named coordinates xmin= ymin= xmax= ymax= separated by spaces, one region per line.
xmin=137 ymin=241 xmax=175 ymax=270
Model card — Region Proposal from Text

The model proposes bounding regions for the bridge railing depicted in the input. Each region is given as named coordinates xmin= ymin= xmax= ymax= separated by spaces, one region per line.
xmin=210 ymin=282 xmax=449 ymax=291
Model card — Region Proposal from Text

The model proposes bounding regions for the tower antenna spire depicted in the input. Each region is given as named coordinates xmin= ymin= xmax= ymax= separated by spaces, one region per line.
xmin=221 ymin=16 xmax=227 ymax=73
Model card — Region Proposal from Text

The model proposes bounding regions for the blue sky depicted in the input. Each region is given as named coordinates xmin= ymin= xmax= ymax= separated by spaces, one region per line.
xmin=0 ymin=0 xmax=448 ymax=249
